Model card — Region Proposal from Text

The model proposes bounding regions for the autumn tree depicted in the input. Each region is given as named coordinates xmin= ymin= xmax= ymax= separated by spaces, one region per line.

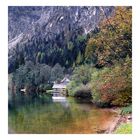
xmin=85 ymin=7 xmax=132 ymax=67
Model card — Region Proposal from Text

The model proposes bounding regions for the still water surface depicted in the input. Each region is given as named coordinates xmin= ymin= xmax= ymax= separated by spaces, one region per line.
xmin=9 ymin=96 xmax=118 ymax=134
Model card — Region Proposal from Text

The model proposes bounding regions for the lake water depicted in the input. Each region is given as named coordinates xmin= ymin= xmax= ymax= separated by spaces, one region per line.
xmin=9 ymin=95 xmax=118 ymax=134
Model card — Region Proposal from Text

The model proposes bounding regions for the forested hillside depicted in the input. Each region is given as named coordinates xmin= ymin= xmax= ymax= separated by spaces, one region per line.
xmin=68 ymin=7 xmax=132 ymax=107
xmin=8 ymin=6 xmax=132 ymax=107
xmin=8 ymin=6 xmax=114 ymax=72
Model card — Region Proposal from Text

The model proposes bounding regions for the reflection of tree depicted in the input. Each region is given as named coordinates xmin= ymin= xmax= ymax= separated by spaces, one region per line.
xmin=10 ymin=97 xmax=111 ymax=133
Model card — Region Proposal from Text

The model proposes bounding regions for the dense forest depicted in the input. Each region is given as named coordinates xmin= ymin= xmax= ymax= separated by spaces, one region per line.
xmin=68 ymin=7 xmax=132 ymax=107
xmin=8 ymin=6 xmax=132 ymax=107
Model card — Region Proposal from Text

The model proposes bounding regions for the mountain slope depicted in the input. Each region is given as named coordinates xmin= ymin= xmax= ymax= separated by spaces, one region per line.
xmin=8 ymin=6 xmax=114 ymax=73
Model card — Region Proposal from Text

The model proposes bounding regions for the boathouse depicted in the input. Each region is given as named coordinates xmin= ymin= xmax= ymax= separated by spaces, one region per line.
xmin=52 ymin=77 xmax=70 ymax=95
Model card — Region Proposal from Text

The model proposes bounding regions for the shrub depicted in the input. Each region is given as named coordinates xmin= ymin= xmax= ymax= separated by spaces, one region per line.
xmin=67 ymin=81 xmax=81 ymax=96
xmin=121 ymin=105 xmax=132 ymax=115
xmin=67 ymin=64 xmax=92 ymax=96
xmin=91 ymin=57 xmax=132 ymax=107
xmin=74 ymin=85 xmax=92 ymax=99
xmin=71 ymin=65 xmax=92 ymax=85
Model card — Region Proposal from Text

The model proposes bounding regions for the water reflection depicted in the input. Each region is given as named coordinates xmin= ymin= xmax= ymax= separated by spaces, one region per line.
xmin=53 ymin=98 xmax=69 ymax=109
xmin=9 ymin=94 xmax=118 ymax=134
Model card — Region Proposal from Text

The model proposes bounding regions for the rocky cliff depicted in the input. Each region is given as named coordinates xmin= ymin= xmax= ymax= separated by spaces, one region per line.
xmin=8 ymin=6 xmax=114 ymax=73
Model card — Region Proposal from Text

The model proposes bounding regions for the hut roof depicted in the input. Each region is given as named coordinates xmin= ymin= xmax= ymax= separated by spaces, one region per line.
xmin=61 ymin=77 xmax=70 ymax=83
xmin=52 ymin=84 xmax=67 ymax=89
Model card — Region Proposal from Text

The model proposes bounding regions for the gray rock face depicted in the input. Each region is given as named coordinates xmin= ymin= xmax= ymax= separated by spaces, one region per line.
xmin=8 ymin=6 xmax=114 ymax=42
xmin=8 ymin=6 xmax=114 ymax=73
xmin=8 ymin=7 xmax=42 ymax=40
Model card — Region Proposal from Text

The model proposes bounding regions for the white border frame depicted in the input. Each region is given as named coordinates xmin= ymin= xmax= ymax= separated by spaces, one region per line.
xmin=0 ymin=0 xmax=139 ymax=140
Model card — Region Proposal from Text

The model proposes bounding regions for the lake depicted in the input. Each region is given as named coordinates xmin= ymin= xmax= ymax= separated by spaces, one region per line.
xmin=8 ymin=95 xmax=118 ymax=134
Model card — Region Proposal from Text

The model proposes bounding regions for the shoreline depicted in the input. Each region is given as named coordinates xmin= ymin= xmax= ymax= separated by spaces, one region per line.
xmin=105 ymin=108 xmax=132 ymax=134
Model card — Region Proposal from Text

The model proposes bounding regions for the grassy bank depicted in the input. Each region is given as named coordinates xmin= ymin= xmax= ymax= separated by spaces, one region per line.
xmin=113 ymin=105 xmax=132 ymax=134
xmin=114 ymin=122 xmax=132 ymax=134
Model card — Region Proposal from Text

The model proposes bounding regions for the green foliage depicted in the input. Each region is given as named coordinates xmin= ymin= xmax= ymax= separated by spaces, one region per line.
xmin=68 ymin=56 xmax=132 ymax=106
xmin=50 ymin=63 xmax=64 ymax=82
xmin=91 ymin=57 xmax=132 ymax=107
xmin=36 ymin=52 xmax=46 ymax=64
xmin=85 ymin=38 xmax=97 ymax=64
xmin=67 ymin=65 xmax=92 ymax=96
xmin=9 ymin=24 xmax=87 ymax=73
xmin=72 ymin=65 xmax=92 ymax=85
xmin=40 ymin=52 xmax=45 ymax=63
xmin=74 ymin=85 xmax=92 ymax=99
xmin=9 ymin=7 xmax=131 ymax=74
xmin=121 ymin=105 xmax=132 ymax=115
xmin=10 ymin=62 xmax=64 ymax=93
xmin=36 ymin=52 xmax=41 ymax=63
xmin=9 ymin=7 xmax=132 ymax=109
xmin=67 ymin=41 xmax=74 ymax=51
xmin=76 ymin=35 xmax=86 ymax=44
xmin=67 ymin=82 xmax=82 ymax=96
xmin=85 ymin=7 xmax=132 ymax=67
xmin=76 ymin=52 xmax=83 ymax=65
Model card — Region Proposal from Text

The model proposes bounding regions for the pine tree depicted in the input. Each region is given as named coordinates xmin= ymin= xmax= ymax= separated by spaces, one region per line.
xmin=76 ymin=52 xmax=83 ymax=65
